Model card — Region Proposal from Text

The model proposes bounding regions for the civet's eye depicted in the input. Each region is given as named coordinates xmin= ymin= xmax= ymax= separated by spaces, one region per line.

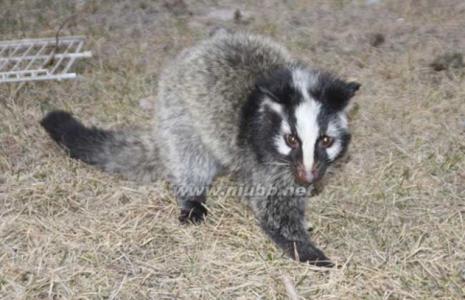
xmin=285 ymin=134 xmax=299 ymax=148
xmin=320 ymin=135 xmax=334 ymax=148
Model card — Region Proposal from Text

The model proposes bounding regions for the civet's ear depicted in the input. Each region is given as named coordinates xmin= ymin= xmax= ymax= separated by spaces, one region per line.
xmin=256 ymin=84 xmax=280 ymax=102
xmin=346 ymin=81 xmax=361 ymax=98
xmin=322 ymin=79 xmax=361 ymax=111
xmin=255 ymin=84 xmax=284 ymax=115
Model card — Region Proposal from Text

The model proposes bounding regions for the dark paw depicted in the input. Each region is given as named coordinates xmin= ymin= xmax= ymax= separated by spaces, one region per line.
xmin=299 ymin=253 xmax=334 ymax=268
xmin=305 ymin=257 xmax=334 ymax=268
xmin=291 ymin=244 xmax=334 ymax=267
xmin=178 ymin=202 xmax=207 ymax=224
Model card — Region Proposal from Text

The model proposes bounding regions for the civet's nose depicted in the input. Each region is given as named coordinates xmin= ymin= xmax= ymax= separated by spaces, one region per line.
xmin=295 ymin=164 xmax=313 ymax=186
xmin=311 ymin=168 xmax=320 ymax=180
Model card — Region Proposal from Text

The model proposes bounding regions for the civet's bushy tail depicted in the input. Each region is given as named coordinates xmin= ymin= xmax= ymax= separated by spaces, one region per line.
xmin=40 ymin=110 xmax=163 ymax=182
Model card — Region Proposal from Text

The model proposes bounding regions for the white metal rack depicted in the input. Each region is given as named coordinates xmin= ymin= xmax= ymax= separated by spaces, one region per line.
xmin=0 ymin=36 xmax=92 ymax=83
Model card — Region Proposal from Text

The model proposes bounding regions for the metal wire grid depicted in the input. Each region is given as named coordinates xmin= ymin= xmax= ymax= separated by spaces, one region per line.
xmin=0 ymin=36 xmax=92 ymax=83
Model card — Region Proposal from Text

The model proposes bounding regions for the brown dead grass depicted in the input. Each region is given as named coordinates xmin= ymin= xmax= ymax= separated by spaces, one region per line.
xmin=1 ymin=0 xmax=464 ymax=299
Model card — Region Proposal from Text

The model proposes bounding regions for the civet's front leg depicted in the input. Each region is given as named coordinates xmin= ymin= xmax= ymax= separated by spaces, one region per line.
xmin=253 ymin=193 xmax=333 ymax=267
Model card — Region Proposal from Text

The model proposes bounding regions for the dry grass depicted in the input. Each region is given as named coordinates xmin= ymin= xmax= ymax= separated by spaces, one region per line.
xmin=1 ymin=0 xmax=465 ymax=299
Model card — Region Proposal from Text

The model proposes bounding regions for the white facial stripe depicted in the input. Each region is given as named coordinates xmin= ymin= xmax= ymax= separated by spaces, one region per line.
xmin=327 ymin=120 xmax=340 ymax=136
xmin=261 ymin=97 xmax=284 ymax=116
xmin=292 ymin=68 xmax=318 ymax=92
xmin=326 ymin=120 xmax=341 ymax=160
xmin=295 ymin=100 xmax=321 ymax=171
xmin=261 ymin=96 xmax=291 ymax=156
xmin=326 ymin=114 xmax=348 ymax=161
xmin=292 ymin=69 xmax=322 ymax=171
xmin=327 ymin=140 xmax=342 ymax=161
xmin=274 ymin=119 xmax=292 ymax=155
xmin=337 ymin=112 xmax=348 ymax=130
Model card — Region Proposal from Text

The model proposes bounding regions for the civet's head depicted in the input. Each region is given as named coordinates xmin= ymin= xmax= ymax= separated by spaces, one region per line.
xmin=241 ymin=67 xmax=360 ymax=186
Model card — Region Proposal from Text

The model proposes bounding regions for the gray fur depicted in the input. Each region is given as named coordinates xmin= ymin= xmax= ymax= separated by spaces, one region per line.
xmin=156 ymin=33 xmax=291 ymax=169
xmin=98 ymin=130 xmax=164 ymax=182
